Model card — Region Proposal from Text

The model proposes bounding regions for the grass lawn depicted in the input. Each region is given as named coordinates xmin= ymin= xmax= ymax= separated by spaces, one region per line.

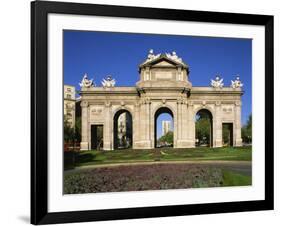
xmin=64 ymin=146 xmax=251 ymax=169
xmin=222 ymin=170 xmax=251 ymax=186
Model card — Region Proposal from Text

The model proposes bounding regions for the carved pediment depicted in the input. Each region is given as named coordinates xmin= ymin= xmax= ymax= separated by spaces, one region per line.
xmin=140 ymin=55 xmax=187 ymax=69
xmin=152 ymin=59 xmax=178 ymax=67
xmin=137 ymin=50 xmax=191 ymax=89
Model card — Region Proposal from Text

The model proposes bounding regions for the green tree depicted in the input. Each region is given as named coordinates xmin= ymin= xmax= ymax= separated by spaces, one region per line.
xmin=241 ymin=114 xmax=252 ymax=143
xmin=64 ymin=117 xmax=75 ymax=142
xmin=196 ymin=117 xmax=211 ymax=145
xmin=74 ymin=117 xmax=81 ymax=142
xmin=246 ymin=114 xmax=252 ymax=131
xmin=159 ymin=131 xmax=173 ymax=145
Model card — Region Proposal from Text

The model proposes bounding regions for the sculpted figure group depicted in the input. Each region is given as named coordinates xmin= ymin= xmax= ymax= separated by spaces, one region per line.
xmin=211 ymin=75 xmax=243 ymax=89
xmin=79 ymin=50 xmax=243 ymax=90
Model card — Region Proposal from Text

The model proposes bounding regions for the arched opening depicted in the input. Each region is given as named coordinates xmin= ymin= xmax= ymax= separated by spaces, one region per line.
xmin=195 ymin=109 xmax=213 ymax=147
xmin=154 ymin=107 xmax=174 ymax=148
xmin=113 ymin=110 xmax=133 ymax=149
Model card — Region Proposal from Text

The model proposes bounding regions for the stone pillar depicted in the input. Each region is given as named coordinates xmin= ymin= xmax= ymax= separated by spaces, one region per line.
xmin=134 ymin=99 xmax=151 ymax=149
xmin=177 ymin=100 xmax=193 ymax=148
xmin=235 ymin=101 xmax=243 ymax=146
xmin=186 ymin=102 xmax=195 ymax=148
xmin=179 ymin=99 xmax=183 ymax=140
xmin=103 ymin=102 xmax=112 ymax=150
xmin=140 ymin=102 xmax=146 ymax=141
xmin=145 ymin=98 xmax=152 ymax=148
xmin=133 ymin=102 xmax=140 ymax=149
xmin=174 ymin=98 xmax=184 ymax=148
xmin=176 ymin=99 xmax=181 ymax=147
xmin=181 ymin=101 xmax=188 ymax=141
xmin=80 ymin=101 xmax=89 ymax=150
xmin=214 ymin=101 xmax=223 ymax=147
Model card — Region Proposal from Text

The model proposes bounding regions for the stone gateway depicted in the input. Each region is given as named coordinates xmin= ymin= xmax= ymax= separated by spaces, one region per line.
xmin=79 ymin=50 xmax=243 ymax=150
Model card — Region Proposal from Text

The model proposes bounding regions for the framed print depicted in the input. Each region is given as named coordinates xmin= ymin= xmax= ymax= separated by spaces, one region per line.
xmin=31 ymin=0 xmax=274 ymax=224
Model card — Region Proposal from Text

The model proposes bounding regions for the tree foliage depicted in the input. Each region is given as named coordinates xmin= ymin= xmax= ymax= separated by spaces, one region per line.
xmin=196 ymin=117 xmax=211 ymax=145
xmin=64 ymin=118 xmax=75 ymax=142
xmin=158 ymin=131 xmax=173 ymax=145
xmin=241 ymin=114 xmax=252 ymax=143
xmin=64 ymin=116 xmax=81 ymax=142
xmin=74 ymin=117 xmax=81 ymax=142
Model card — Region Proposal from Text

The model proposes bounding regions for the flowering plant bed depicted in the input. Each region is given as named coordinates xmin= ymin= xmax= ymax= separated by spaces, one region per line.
xmin=64 ymin=162 xmax=251 ymax=194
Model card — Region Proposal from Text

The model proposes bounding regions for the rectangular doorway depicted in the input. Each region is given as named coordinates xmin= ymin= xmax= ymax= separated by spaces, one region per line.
xmin=222 ymin=123 xmax=233 ymax=146
xmin=91 ymin=125 xmax=103 ymax=150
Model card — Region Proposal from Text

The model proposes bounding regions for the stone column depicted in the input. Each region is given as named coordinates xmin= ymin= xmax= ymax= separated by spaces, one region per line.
xmin=139 ymin=102 xmax=146 ymax=141
xmin=172 ymin=102 xmax=177 ymax=148
xmin=133 ymin=102 xmax=140 ymax=149
xmin=146 ymin=98 xmax=152 ymax=148
xmin=175 ymin=99 xmax=182 ymax=148
xmin=176 ymin=100 xmax=180 ymax=141
xmin=235 ymin=101 xmax=243 ymax=146
xmin=179 ymin=99 xmax=183 ymax=140
xmin=186 ymin=102 xmax=195 ymax=148
xmin=214 ymin=101 xmax=223 ymax=147
xmin=80 ymin=101 xmax=89 ymax=150
xmin=177 ymin=100 xmax=191 ymax=148
xmin=134 ymin=99 xmax=151 ymax=149
xmin=103 ymin=102 xmax=112 ymax=150
xmin=181 ymin=101 xmax=188 ymax=140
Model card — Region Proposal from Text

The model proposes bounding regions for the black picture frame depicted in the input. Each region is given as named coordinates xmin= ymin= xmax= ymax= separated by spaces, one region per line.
xmin=31 ymin=0 xmax=274 ymax=224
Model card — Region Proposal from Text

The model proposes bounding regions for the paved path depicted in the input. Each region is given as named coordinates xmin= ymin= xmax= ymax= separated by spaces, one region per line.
xmin=65 ymin=160 xmax=252 ymax=176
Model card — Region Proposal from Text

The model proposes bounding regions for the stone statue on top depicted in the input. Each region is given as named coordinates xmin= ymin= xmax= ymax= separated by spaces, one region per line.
xmin=79 ymin=73 xmax=95 ymax=88
xmin=231 ymin=75 xmax=243 ymax=88
xmin=211 ymin=75 xmax=224 ymax=88
xmin=102 ymin=75 xmax=116 ymax=88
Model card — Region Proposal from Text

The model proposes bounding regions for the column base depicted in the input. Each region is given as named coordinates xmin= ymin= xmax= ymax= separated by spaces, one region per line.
xmin=214 ymin=139 xmax=223 ymax=148
xmin=133 ymin=140 xmax=152 ymax=149
xmin=80 ymin=142 xmax=89 ymax=150
xmin=235 ymin=139 xmax=243 ymax=147
xmin=103 ymin=142 xmax=113 ymax=151
xmin=175 ymin=140 xmax=195 ymax=148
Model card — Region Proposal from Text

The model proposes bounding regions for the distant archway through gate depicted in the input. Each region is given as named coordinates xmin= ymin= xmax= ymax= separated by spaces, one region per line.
xmin=154 ymin=107 xmax=174 ymax=148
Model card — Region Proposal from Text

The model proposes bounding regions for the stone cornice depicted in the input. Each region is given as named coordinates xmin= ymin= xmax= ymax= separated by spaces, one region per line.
xmin=190 ymin=87 xmax=244 ymax=96
xmin=137 ymin=87 xmax=190 ymax=92
xmin=80 ymin=86 xmax=243 ymax=96
xmin=80 ymin=87 xmax=138 ymax=96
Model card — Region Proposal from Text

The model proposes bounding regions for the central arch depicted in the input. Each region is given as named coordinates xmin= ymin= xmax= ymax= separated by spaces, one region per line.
xmin=154 ymin=107 xmax=174 ymax=148
xmin=113 ymin=109 xmax=133 ymax=149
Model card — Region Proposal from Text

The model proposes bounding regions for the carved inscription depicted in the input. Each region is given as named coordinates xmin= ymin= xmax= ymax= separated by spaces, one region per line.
xmin=222 ymin=106 xmax=233 ymax=113
xmin=90 ymin=106 xmax=104 ymax=122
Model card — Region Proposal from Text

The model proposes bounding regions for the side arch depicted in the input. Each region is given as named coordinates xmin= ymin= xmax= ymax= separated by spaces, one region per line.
xmin=113 ymin=109 xmax=133 ymax=149
xmin=193 ymin=105 xmax=215 ymax=119
xmin=194 ymin=107 xmax=213 ymax=147
xmin=112 ymin=106 xmax=134 ymax=119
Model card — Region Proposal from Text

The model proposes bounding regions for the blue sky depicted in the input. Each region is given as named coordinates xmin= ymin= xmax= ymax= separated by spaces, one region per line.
xmin=64 ymin=30 xmax=252 ymax=135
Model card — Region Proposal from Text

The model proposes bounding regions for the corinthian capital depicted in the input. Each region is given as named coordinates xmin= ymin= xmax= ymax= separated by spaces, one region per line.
xmin=81 ymin=101 xmax=88 ymax=108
